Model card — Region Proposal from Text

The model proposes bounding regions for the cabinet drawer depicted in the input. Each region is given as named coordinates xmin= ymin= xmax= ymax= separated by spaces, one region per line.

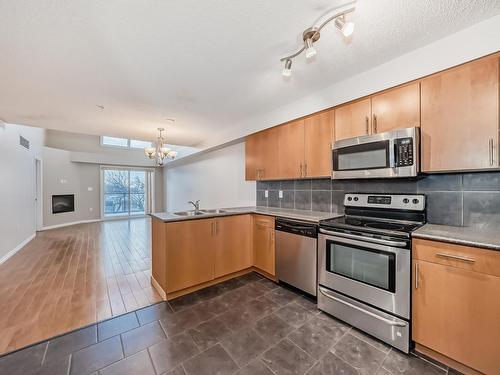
xmin=413 ymin=238 xmax=500 ymax=277
xmin=253 ymin=214 xmax=275 ymax=228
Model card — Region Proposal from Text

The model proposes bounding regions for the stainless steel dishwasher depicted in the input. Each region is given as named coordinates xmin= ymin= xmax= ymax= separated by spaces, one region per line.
xmin=275 ymin=219 xmax=318 ymax=296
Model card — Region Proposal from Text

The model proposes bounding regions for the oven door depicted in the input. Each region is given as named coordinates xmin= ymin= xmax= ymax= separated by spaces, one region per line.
xmin=318 ymin=230 xmax=410 ymax=319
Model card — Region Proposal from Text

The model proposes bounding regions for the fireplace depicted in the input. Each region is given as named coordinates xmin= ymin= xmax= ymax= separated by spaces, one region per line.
xmin=52 ymin=194 xmax=75 ymax=214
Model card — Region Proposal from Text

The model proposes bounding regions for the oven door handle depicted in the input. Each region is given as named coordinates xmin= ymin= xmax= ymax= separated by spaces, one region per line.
xmin=319 ymin=287 xmax=407 ymax=327
xmin=319 ymin=228 xmax=407 ymax=248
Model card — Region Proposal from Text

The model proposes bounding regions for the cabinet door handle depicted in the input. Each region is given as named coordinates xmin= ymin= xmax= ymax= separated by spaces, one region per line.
xmin=300 ymin=163 xmax=303 ymax=178
xmin=365 ymin=116 xmax=369 ymax=134
xmin=304 ymin=163 xmax=307 ymax=177
xmin=373 ymin=114 xmax=377 ymax=133
xmin=215 ymin=220 xmax=218 ymax=235
xmin=436 ymin=252 xmax=476 ymax=263
xmin=211 ymin=221 xmax=214 ymax=236
xmin=415 ymin=263 xmax=419 ymax=289
xmin=489 ymin=139 xmax=494 ymax=166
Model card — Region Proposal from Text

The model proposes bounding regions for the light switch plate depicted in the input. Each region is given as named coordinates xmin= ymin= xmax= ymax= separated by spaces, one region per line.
xmin=88 ymin=187 xmax=93 ymax=191
xmin=264 ymin=190 xmax=268 ymax=198
xmin=279 ymin=190 xmax=283 ymax=199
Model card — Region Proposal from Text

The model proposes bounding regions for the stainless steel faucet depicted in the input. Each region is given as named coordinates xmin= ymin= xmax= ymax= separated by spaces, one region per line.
xmin=188 ymin=200 xmax=200 ymax=212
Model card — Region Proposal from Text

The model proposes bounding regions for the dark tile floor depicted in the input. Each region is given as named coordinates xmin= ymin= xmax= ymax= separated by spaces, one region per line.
xmin=0 ymin=272 xmax=457 ymax=375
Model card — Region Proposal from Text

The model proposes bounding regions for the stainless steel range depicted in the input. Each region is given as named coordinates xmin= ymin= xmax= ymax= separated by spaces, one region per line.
xmin=317 ymin=193 xmax=426 ymax=353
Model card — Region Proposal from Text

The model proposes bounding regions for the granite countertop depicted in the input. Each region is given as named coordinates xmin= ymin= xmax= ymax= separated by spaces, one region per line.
xmin=150 ymin=206 xmax=343 ymax=223
xmin=412 ymin=224 xmax=500 ymax=251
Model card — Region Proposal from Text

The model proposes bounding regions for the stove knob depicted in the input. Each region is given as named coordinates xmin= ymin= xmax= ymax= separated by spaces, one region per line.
xmin=403 ymin=198 xmax=409 ymax=204
xmin=347 ymin=197 xmax=352 ymax=201
xmin=413 ymin=198 xmax=420 ymax=204
xmin=353 ymin=197 xmax=359 ymax=201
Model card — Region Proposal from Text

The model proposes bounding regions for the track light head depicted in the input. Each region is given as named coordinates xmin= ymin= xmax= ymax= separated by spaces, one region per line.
xmin=282 ymin=59 xmax=292 ymax=77
xmin=335 ymin=15 xmax=355 ymax=37
xmin=303 ymin=28 xmax=320 ymax=60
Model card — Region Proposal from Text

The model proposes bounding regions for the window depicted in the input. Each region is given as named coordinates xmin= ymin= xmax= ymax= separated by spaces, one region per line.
xmin=130 ymin=139 xmax=153 ymax=149
xmin=101 ymin=136 xmax=128 ymax=147
xmin=103 ymin=169 xmax=147 ymax=217
xmin=101 ymin=136 xmax=152 ymax=149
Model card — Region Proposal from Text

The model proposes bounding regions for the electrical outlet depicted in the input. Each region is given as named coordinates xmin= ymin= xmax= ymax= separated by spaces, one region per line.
xmin=264 ymin=190 xmax=269 ymax=198
xmin=89 ymin=207 xmax=93 ymax=212
xmin=279 ymin=190 xmax=283 ymax=199
xmin=87 ymin=187 xmax=93 ymax=191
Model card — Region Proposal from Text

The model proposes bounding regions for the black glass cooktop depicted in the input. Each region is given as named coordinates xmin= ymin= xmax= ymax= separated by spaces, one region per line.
xmin=320 ymin=215 xmax=423 ymax=236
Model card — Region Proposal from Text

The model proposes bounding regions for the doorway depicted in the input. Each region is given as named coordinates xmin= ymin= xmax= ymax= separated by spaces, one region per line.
xmin=35 ymin=158 xmax=42 ymax=231
xmin=101 ymin=167 xmax=154 ymax=218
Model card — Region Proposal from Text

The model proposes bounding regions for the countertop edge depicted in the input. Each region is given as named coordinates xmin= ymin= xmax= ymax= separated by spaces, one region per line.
xmin=412 ymin=232 xmax=500 ymax=251
xmin=150 ymin=208 xmax=343 ymax=224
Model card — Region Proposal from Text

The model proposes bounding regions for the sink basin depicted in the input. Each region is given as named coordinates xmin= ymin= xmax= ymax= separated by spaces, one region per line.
xmin=200 ymin=209 xmax=228 ymax=214
xmin=173 ymin=210 xmax=205 ymax=216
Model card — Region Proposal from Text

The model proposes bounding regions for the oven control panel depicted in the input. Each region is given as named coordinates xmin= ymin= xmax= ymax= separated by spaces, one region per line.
xmin=344 ymin=193 xmax=425 ymax=211
xmin=394 ymin=137 xmax=414 ymax=167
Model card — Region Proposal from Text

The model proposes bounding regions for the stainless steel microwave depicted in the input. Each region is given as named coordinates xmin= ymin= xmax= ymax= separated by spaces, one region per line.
xmin=332 ymin=127 xmax=420 ymax=179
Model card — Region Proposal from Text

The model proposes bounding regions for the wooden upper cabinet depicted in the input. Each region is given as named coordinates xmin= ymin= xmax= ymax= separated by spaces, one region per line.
xmin=245 ymin=127 xmax=280 ymax=180
xmin=165 ymin=218 xmax=216 ymax=293
xmin=334 ymin=98 xmax=371 ymax=141
xmin=278 ymin=119 xmax=305 ymax=179
xmin=214 ymin=215 xmax=252 ymax=278
xmin=253 ymin=215 xmax=275 ymax=276
xmin=371 ymin=82 xmax=420 ymax=134
xmin=421 ymin=56 xmax=499 ymax=172
xmin=304 ymin=110 xmax=334 ymax=178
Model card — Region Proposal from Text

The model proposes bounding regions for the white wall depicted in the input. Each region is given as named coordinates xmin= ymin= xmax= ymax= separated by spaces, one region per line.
xmin=43 ymin=146 xmax=165 ymax=228
xmin=42 ymin=147 xmax=101 ymax=228
xmin=164 ymin=142 xmax=255 ymax=212
xmin=0 ymin=123 xmax=44 ymax=263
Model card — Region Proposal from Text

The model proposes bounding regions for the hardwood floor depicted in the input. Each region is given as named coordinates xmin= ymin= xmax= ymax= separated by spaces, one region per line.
xmin=0 ymin=217 xmax=161 ymax=356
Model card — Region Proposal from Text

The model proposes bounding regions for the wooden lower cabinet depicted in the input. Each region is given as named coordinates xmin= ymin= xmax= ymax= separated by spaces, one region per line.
xmin=253 ymin=215 xmax=275 ymax=276
xmin=214 ymin=215 xmax=252 ymax=278
xmin=165 ymin=218 xmax=216 ymax=293
xmin=412 ymin=239 xmax=500 ymax=375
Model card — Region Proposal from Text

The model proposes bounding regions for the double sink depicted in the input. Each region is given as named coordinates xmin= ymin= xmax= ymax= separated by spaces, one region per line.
xmin=173 ymin=209 xmax=228 ymax=217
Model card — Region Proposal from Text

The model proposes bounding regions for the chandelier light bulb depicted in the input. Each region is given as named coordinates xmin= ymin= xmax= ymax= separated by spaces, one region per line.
xmin=282 ymin=59 xmax=292 ymax=77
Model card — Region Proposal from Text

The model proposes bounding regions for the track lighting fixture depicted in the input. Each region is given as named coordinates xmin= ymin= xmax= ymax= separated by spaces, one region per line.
xmin=280 ymin=1 xmax=356 ymax=77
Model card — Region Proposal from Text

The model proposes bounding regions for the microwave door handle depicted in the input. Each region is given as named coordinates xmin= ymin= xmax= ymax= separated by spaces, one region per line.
xmin=319 ymin=228 xmax=407 ymax=248
xmin=389 ymin=139 xmax=396 ymax=168
xmin=319 ymin=287 xmax=407 ymax=327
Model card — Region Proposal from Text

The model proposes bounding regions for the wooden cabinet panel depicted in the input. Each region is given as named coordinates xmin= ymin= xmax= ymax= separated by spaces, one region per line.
xmin=253 ymin=215 xmax=275 ymax=276
xmin=334 ymin=99 xmax=371 ymax=141
xmin=412 ymin=259 xmax=500 ymax=375
xmin=214 ymin=215 xmax=252 ymax=278
xmin=151 ymin=218 xmax=167 ymax=291
xmin=421 ymin=56 xmax=499 ymax=172
xmin=278 ymin=120 xmax=305 ymax=179
xmin=413 ymin=238 xmax=500 ymax=277
xmin=371 ymin=82 xmax=420 ymax=134
xmin=245 ymin=127 xmax=280 ymax=180
xmin=165 ymin=219 xmax=215 ymax=293
xmin=304 ymin=110 xmax=334 ymax=178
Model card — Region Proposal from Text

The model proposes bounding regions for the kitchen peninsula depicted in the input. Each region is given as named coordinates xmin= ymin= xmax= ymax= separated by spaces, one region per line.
xmin=150 ymin=207 xmax=342 ymax=300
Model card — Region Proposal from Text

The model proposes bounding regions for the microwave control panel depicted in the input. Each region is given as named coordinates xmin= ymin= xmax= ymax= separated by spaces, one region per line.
xmin=395 ymin=137 xmax=414 ymax=167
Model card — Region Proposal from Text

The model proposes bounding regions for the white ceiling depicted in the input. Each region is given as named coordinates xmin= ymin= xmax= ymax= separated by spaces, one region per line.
xmin=1 ymin=0 xmax=499 ymax=146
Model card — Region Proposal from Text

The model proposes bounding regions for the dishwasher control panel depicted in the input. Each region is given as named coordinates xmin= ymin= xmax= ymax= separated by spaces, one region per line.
xmin=275 ymin=219 xmax=318 ymax=238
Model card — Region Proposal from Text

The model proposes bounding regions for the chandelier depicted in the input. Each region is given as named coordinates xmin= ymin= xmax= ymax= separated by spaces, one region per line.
xmin=144 ymin=128 xmax=177 ymax=166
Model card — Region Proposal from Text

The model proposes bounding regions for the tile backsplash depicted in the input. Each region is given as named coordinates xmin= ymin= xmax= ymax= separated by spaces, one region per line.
xmin=256 ymin=172 xmax=500 ymax=228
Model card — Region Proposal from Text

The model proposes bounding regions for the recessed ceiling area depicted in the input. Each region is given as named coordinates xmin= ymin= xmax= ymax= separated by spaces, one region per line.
xmin=1 ymin=0 xmax=499 ymax=147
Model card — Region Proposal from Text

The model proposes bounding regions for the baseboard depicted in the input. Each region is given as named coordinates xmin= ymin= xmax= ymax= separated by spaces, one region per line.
xmin=40 ymin=219 xmax=101 ymax=231
xmin=0 ymin=233 xmax=36 ymax=265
